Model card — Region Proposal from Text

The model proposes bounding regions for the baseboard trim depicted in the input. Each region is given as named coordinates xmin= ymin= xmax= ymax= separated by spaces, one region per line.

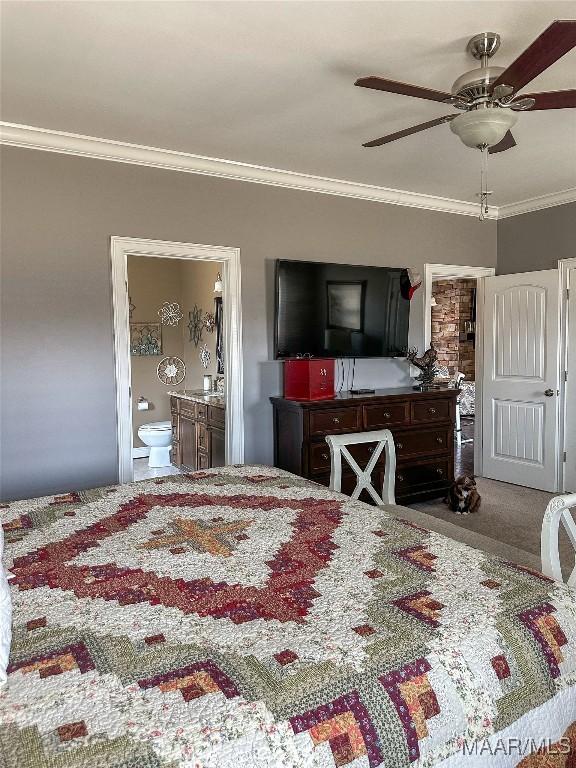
xmin=132 ymin=447 xmax=150 ymax=459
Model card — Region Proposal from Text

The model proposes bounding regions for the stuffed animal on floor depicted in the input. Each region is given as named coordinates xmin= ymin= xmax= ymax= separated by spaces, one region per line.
xmin=445 ymin=475 xmax=481 ymax=514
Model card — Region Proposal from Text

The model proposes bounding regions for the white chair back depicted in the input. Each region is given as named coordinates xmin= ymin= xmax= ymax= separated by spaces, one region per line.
xmin=541 ymin=493 xmax=576 ymax=587
xmin=453 ymin=371 xmax=465 ymax=389
xmin=326 ymin=429 xmax=396 ymax=506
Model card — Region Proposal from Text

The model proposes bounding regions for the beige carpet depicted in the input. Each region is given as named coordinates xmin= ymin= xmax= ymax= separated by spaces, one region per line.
xmin=405 ymin=476 xmax=574 ymax=579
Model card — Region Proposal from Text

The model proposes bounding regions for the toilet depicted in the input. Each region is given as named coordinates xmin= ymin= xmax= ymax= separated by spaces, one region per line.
xmin=137 ymin=421 xmax=172 ymax=468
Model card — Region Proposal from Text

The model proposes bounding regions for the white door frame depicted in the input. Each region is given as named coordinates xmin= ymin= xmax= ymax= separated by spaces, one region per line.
xmin=111 ymin=236 xmax=244 ymax=484
xmin=423 ymin=263 xmax=496 ymax=476
xmin=560 ymin=257 xmax=576 ymax=491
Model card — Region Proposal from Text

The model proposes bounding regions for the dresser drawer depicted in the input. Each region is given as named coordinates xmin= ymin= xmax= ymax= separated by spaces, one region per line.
xmin=394 ymin=427 xmax=451 ymax=458
xmin=309 ymin=439 xmax=385 ymax=474
xmin=395 ymin=458 xmax=451 ymax=491
xmin=309 ymin=407 xmax=361 ymax=436
xmin=309 ymin=442 xmax=332 ymax=473
xmin=411 ymin=398 xmax=451 ymax=423
xmin=179 ymin=400 xmax=196 ymax=418
xmin=209 ymin=406 xmax=225 ymax=429
xmin=363 ymin=401 xmax=410 ymax=429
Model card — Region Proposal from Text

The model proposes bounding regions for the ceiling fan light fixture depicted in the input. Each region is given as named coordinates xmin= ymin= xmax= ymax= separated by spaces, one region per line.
xmin=450 ymin=106 xmax=518 ymax=148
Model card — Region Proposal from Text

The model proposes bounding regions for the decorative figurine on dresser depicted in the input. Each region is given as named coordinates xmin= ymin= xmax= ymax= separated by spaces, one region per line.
xmin=271 ymin=384 xmax=458 ymax=505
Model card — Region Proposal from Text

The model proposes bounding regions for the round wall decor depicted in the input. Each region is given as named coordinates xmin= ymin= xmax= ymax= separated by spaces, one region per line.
xmin=157 ymin=356 xmax=186 ymax=386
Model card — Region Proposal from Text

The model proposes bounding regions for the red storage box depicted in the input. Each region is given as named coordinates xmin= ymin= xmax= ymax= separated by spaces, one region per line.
xmin=284 ymin=358 xmax=335 ymax=401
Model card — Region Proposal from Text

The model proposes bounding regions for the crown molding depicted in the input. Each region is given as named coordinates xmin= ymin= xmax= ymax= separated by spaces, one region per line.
xmin=1 ymin=122 xmax=572 ymax=220
xmin=497 ymin=188 xmax=576 ymax=219
xmin=0 ymin=121 xmax=495 ymax=218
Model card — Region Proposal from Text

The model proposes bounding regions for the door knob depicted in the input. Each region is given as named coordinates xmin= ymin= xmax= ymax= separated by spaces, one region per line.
xmin=544 ymin=389 xmax=556 ymax=397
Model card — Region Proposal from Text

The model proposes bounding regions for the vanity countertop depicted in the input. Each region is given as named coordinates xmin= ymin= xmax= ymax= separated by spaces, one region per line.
xmin=168 ymin=390 xmax=225 ymax=409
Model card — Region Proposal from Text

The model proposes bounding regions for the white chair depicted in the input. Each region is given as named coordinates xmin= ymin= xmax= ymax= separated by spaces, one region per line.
xmin=326 ymin=429 xmax=396 ymax=506
xmin=452 ymin=372 xmax=474 ymax=447
xmin=541 ymin=493 xmax=576 ymax=587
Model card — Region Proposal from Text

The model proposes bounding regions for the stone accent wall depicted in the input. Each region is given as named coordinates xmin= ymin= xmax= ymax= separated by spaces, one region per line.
xmin=431 ymin=279 xmax=476 ymax=379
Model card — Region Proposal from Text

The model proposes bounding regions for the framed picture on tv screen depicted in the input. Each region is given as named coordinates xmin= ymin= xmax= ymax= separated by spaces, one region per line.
xmin=327 ymin=281 xmax=366 ymax=331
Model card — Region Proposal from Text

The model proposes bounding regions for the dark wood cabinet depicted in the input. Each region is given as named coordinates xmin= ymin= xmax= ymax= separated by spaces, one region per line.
xmin=210 ymin=426 xmax=226 ymax=467
xmin=179 ymin=416 xmax=197 ymax=470
xmin=271 ymin=387 xmax=458 ymax=504
xmin=170 ymin=396 xmax=226 ymax=470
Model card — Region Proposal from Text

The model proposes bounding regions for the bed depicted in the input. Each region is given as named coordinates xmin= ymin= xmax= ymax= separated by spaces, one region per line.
xmin=1 ymin=465 xmax=575 ymax=767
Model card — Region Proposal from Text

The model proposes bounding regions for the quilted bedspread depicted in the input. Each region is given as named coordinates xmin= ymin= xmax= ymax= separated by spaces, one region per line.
xmin=1 ymin=465 xmax=575 ymax=768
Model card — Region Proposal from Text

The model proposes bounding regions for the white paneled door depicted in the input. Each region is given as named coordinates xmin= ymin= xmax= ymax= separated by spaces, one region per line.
xmin=564 ymin=266 xmax=576 ymax=492
xmin=482 ymin=271 xmax=560 ymax=491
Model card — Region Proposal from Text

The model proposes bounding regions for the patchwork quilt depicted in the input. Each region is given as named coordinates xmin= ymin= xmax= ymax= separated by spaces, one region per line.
xmin=0 ymin=465 xmax=575 ymax=768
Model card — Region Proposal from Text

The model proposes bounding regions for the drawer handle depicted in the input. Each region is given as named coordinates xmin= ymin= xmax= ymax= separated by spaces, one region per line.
xmin=332 ymin=417 xmax=340 ymax=424
xmin=436 ymin=468 xmax=443 ymax=475
xmin=382 ymin=411 xmax=391 ymax=419
xmin=321 ymin=453 xmax=329 ymax=460
xmin=396 ymin=442 xmax=403 ymax=450
xmin=396 ymin=473 xmax=404 ymax=482
xmin=428 ymin=407 xmax=437 ymax=415
xmin=367 ymin=446 xmax=374 ymax=454
xmin=436 ymin=437 xmax=443 ymax=444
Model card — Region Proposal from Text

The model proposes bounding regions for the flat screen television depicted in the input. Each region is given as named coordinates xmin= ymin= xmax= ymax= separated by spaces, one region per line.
xmin=274 ymin=259 xmax=410 ymax=359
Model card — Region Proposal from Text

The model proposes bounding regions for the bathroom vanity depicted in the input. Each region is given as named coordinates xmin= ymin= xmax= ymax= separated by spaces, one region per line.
xmin=168 ymin=391 xmax=225 ymax=470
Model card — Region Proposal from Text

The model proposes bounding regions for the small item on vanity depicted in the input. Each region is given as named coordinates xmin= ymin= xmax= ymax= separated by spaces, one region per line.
xmin=284 ymin=358 xmax=335 ymax=401
xmin=350 ymin=388 xmax=376 ymax=395
xmin=406 ymin=346 xmax=440 ymax=390
xmin=445 ymin=475 xmax=481 ymax=514
xmin=203 ymin=374 xmax=213 ymax=393
xmin=137 ymin=397 xmax=150 ymax=411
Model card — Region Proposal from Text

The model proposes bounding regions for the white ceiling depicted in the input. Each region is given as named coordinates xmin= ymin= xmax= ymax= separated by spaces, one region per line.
xmin=2 ymin=1 xmax=575 ymax=206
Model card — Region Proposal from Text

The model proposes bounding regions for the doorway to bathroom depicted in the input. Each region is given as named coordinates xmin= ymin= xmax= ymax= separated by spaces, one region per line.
xmin=111 ymin=237 xmax=244 ymax=484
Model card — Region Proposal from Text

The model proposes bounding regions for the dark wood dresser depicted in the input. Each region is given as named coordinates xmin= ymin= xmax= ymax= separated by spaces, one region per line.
xmin=270 ymin=387 xmax=458 ymax=504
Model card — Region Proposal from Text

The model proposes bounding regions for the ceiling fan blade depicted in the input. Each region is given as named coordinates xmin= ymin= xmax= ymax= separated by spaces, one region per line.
xmin=520 ymin=89 xmax=576 ymax=110
xmin=492 ymin=20 xmax=576 ymax=93
xmin=355 ymin=76 xmax=452 ymax=103
xmin=488 ymin=131 xmax=517 ymax=154
xmin=362 ymin=115 xmax=457 ymax=147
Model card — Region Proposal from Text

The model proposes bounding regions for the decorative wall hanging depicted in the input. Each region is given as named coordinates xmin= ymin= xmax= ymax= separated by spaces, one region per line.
xmin=157 ymin=356 xmax=186 ymax=386
xmin=130 ymin=323 xmax=162 ymax=356
xmin=129 ymin=296 xmax=136 ymax=319
xmin=188 ymin=305 xmax=204 ymax=347
xmin=204 ymin=312 xmax=216 ymax=333
xmin=215 ymin=296 xmax=224 ymax=375
xmin=158 ymin=301 xmax=183 ymax=326
xmin=199 ymin=344 xmax=211 ymax=369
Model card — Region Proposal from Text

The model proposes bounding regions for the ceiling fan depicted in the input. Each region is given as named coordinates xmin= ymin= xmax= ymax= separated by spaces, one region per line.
xmin=356 ymin=20 xmax=576 ymax=155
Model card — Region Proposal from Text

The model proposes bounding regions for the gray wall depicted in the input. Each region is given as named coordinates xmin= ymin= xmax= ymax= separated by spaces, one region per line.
xmin=497 ymin=203 xmax=575 ymax=274
xmin=0 ymin=146 xmax=497 ymax=501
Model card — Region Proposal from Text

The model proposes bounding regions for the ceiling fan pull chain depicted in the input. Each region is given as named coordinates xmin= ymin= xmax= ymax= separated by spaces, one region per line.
xmin=478 ymin=145 xmax=489 ymax=221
